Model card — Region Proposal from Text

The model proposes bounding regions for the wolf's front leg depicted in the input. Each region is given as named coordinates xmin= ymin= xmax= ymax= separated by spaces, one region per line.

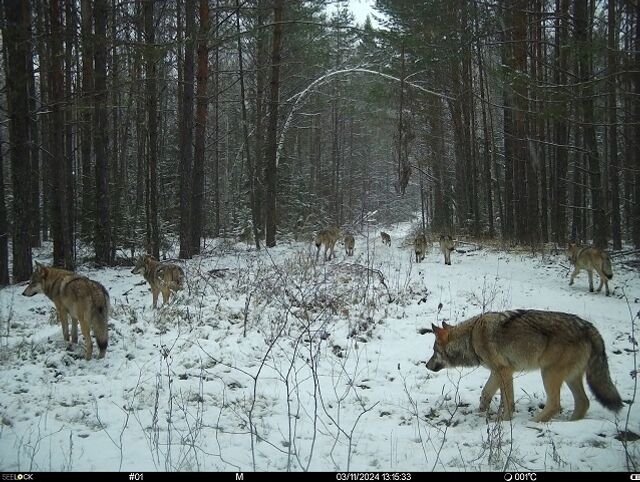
xmin=569 ymin=267 xmax=580 ymax=286
xmin=479 ymin=372 xmax=501 ymax=412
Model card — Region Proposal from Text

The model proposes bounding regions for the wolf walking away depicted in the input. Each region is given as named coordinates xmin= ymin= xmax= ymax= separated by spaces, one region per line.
xmin=344 ymin=234 xmax=355 ymax=256
xmin=414 ymin=234 xmax=428 ymax=263
xmin=426 ymin=309 xmax=623 ymax=422
xmin=22 ymin=262 xmax=110 ymax=360
xmin=132 ymin=254 xmax=185 ymax=308
xmin=567 ymin=243 xmax=613 ymax=296
xmin=381 ymin=232 xmax=391 ymax=246
xmin=314 ymin=227 xmax=341 ymax=261
xmin=439 ymin=234 xmax=455 ymax=265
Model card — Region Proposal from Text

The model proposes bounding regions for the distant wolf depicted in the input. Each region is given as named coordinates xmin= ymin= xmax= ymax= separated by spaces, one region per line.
xmin=426 ymin=309 xmax=623 ymax=422
xmin=22 ymin=262 xmax=110 ymax=360
xmin=381 ymin=232 xmax=391 ymax=246
xmin=132 ymin=254 xmax=185 ymax=308
xmin=567 ymin=243 xmax=613 ymax=296
xmin=414 ymin=234 xmax=428 ymax=263
xmin=439 ymin=234 xmax=455 ymax=265
xmin=344 ymin=234 xmax=355 ymax=256
xmin=314 ymin=226 xmax=341 ymax=261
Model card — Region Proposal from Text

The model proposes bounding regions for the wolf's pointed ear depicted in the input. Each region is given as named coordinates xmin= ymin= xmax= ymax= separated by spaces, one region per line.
xmin=432 ymin=323 xmax=449 ymax=344
xmin=442 ymin=321 xmax=451 ymax=329
xmin=35 ymin=261 xmax=44 ymax=270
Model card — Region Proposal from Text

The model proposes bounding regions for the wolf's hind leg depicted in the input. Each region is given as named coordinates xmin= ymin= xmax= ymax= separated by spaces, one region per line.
xmin=566 ymin=374 xmax=589 ymax=421
xmin=534 ymin=367 xmax=563 ymax=422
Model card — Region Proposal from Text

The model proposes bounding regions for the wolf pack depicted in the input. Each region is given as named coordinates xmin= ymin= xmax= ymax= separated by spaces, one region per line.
xmin=20 ymin=227 xmax=624 ymax=423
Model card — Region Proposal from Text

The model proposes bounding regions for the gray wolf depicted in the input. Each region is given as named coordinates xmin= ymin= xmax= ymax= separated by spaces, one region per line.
xmin=22 ymin=262 xmax=110 ymax=360
xmin=314 ymin=227 xmax=341 ymax=261
xmin=381 ymin=232 xmax=391 ymax=246
xmin=439 ymin=234 xmax=455 ymax=265
xmin=414 ymin=234 xmax=428 ymax=263
xmin=344 ymin=234 xmax=355 ymax=256
xmin=132 ymin=254 xmax=185 ymax=308
xmin=426 ymin=309 xmax=622 ymax=422
xmin=567 ymin=243 xmax=613 ymax=296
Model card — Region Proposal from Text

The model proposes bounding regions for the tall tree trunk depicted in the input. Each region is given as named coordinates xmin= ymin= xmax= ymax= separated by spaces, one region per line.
xmin=633 ymin=2 xmax=640 ymax=248
xmin=235 ymin=0 xmax=260 ymax=250
xmin=179 ymin=0 xmax=195 ymax=259
xmin=0 ymin=131 xmax=9 ymax=286
xmin=213 ymin=0 xmax=220 ymax=237
xmin=477 ymin=39 xmax=494 ymax=238
xmin=35 ymin=0 xmax=50 ymax=243
xmin=144 ymin=0 xmax=159 ymax=258
xmin=27 ymin=19 xmax=41 ymax=249
xmin=134 ymin=0 xmax=145 ymax=215
xmin=94 ymin=0 xmax=111 ymax=264
xmin=512 ymin=0 xmax=529 ymax=243
xmin=575 ymin=0 xmax=607 ymax=248
xmin=80 ymin=0 xmax=94 ymax=240
xmin=253 ymin=0 xmax=266 ymax=236
xmin=64 ymin=0 xmax=75 ymax=258
xmin=265 ymin=0 xmax=284 ymax=247
xmin=608 ymin=0 xmax=621 ymax=250
xmin=552 ymin=0 xmax=569 ymax=245
xmin=50 ymin=0 xmax=74 ymax=269
xmin=191 ymin=0 xmax=209 ymax=254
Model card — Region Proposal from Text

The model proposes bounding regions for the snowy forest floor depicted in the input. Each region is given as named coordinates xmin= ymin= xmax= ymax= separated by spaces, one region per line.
xmin=0 ymin=221 xmax=638 ymax=472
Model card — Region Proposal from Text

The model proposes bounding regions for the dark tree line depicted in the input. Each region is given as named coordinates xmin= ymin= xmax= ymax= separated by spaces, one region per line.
xmin=1 ymin=0 xmax=639 ymax=286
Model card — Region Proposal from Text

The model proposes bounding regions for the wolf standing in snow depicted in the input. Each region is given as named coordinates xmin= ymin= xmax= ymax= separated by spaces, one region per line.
xmin=344 ymin=233 xmax=355 ymax=256
xmin=380 ymin=232 xmax=391 ymax=246
xmin=132 ymin=254 xmax=185 ymax=308
xmin=414 ymin=234 xmax=428 ymax=263
xmin=426 ymin=310 xmax=622 ymax=422
xmin=314 ymin=226 xmax=341 ymax=261
xmin=439 ymin=234 xmax=455 ymax=265
xmin=567 ymin=243 xmax=613 ymax=296
xmin=22 ymin=262 xmax=110 ymax=360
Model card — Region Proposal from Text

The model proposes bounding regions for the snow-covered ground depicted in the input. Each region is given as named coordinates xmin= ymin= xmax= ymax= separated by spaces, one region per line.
xmin=0 ymin=221 xmax=638 ymax=472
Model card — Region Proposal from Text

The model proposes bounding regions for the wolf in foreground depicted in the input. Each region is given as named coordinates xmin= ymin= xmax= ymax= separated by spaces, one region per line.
xmin=22 ymin=262 xmax=110 ymax=360
xmin=567 ymin=243 xmax=613 ymax=296
xmin=426 ymin=310 xmax=622 ymax=422
xmin=132 ymin=254 xmax=185 ymax=308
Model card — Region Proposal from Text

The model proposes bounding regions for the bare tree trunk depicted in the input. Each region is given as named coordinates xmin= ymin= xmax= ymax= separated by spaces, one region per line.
xmin=50 ymin=0 xmax=74 ymax=269
xmin=94 ymin=0 xmax=111 ymax=264
xmin=35 ymin=0 xmax=50 ymax=243
xmin=235 ymin=0 xmax=260 ymax=250
xmin=80 ymin=0 xmax=94 ymax=240
xmin=608 ymin=0 xmax=621 ymax=249
xmin=64 ymin=0 xmax=75 ymax=259
xmin=191 ymin=0 xmax=209 ymax=254
xmin=477 ymin=38 xmax=494 ymax=238
xmin=27 ymin=18 xmax=41 ymax=249
xmin=575 ymin=0 xmax=607 ymax=248
xmin=633 ymin=2 xmax=640 ymax=248
xmin=552 ymin=0 xmax=569 ymax=245
xmin=144 ymin=0 xmax=159 ymax=258
xmin=179 ymin=0 xmax=195 ymax=259
xmin=253 ymin=0 xmax=267 ymax=236
xmin=265 ymin=0 xmax=284 ymax=247
xmin=0 ymin=131 xmax=10 ymax=286
xmin=213 ymin=0 xmax=220 ymax=237
xmin=134 ymin=0 xmax=144 ymax=215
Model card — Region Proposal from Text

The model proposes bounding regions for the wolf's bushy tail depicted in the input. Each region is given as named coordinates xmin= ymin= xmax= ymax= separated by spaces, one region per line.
xmin=602 ymin=253 xmax=613 ymax=280
xmin=586 ymin=325 xmax=622 ymax=412
xmin=93 ymin=287 xmax=110 ymax=358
